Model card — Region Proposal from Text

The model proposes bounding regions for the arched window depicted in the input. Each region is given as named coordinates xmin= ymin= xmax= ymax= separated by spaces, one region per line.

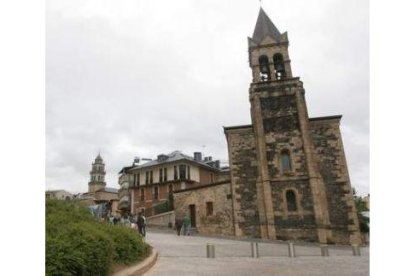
xmin=281 ymin=149 xmax=292 ymax=172
xmin=259 ymin=55 xmax=270 ymax=82
xmin=286 ymin=190 xmax=297 ymax=211
xmin=273 ymin=54 xmax=286 ymax=80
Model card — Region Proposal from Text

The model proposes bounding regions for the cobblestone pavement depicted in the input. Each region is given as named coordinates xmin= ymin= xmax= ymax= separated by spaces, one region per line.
xmin=144 ymin=229 xmax=369 ymax=276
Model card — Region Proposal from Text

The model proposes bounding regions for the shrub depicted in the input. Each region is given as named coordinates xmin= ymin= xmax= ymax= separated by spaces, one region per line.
xmin=46 ymin=199 xmax=150 ymax=275
xmin=105 ymin=225 xmax=149 ymax=264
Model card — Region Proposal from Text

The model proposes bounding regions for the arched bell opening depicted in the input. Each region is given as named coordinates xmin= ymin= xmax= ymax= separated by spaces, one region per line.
xmin=273 ymin=54 xmax=286 ymax=80
xmin=259 ymin=55 xmax=271 ymax=82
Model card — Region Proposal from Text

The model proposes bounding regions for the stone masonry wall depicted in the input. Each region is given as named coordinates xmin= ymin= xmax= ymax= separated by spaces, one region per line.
xmin=252 ymin=83 xmax=318 ymax=242
xmin=310 ymin=118 xmax=361 ymax=244
xmin=271 ymin=180 xmax=318 ymax=242
xmin=146 ymin=211 xmax=175 ymax=227
xmin=225 ymin=127 xmax=261 ymax=238
xmin=174 ymin=182 xmax=234 ymax=236
xmin=258 ymin=91 xmax=309 ymax=179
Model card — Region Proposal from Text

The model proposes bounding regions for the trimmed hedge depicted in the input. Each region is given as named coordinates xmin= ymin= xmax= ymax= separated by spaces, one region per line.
xmin=46 ymin=199 xmax=150 ymax=276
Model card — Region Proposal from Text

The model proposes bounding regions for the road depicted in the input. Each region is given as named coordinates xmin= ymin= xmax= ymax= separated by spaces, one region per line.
xmin=144 ymin=228 xmax=369 ymax=276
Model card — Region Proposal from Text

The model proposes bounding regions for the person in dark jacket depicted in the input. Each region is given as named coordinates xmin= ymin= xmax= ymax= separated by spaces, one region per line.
xmin=137 ymin=212 xmax=146 ymax=237
xmin=175 ymin=217 xmax=183 ymax=236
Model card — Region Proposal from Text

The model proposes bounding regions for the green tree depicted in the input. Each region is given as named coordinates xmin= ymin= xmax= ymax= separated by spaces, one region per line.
xmin=353 ymin=188 xmax=369 ymax=233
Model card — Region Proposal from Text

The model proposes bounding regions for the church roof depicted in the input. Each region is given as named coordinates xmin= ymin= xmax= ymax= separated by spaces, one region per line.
xmin=125 ymin=151 xmax=220 ymax=172
xmin=223 ymin=124 xmax=253 ymax=131
xmin=309 ymin=115 xmax=342 ymax=121
xmin=102 ymin=187 xmax=118 ymax=194
xmin=251 ymin=8 xmax=281 ymax=43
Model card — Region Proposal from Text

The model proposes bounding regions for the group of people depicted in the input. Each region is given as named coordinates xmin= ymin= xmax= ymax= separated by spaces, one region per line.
xmin=106 ymin=212 xmax=194 ymax=238
xmin=174 ymin=215 xmax=191 ymax=236
xmin=107 ymin=212 xmax=147 ymax=237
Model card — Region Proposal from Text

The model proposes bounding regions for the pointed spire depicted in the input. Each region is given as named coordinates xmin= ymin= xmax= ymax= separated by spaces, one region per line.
xmin=252 ymin=8 xmax=281 ymax=43
xmin=95 ymin=152 xmax=103 ymax=163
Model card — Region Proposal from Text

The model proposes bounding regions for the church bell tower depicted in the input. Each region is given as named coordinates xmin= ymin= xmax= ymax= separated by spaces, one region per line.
xmin=88 ymin=153 xmax=106 ymax=193
xmin=248 ymin=8 xmax=332 ymax=243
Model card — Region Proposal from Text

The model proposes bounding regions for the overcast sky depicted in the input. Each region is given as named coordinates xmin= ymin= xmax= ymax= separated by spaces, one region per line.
xmin=46 ymin=0 xmax=369 ymax=196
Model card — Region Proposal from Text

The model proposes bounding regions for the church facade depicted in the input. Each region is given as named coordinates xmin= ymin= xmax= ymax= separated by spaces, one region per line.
xmin=174 ymin=8 xmax=361 ymax=245
xmin=223 ymin=8 xmax=361 ymax=245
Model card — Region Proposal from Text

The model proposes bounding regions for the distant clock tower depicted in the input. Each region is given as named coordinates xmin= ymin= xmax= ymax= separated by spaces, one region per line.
xmin=88 ymin=153 xmax=106 ymax=193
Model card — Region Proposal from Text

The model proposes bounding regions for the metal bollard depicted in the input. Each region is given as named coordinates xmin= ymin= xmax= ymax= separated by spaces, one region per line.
xmin=288 ymin=242 xmax=296 ymax=258
xmin=251 ymin=242 xmax=255 ymax=258
xmin=320 ymin=245 xmax=329 ymax=256
xmin=207 ymin=243 xmax=216 ymax=258
xmin=352 ymin=245 xmax=361 ymax=256
xmin=255 ymin=242 xmax=259 ymax=258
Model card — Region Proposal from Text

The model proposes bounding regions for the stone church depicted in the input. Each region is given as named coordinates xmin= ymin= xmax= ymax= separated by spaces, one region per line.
xmin=174 ymin=8 xmax=361 ymax=245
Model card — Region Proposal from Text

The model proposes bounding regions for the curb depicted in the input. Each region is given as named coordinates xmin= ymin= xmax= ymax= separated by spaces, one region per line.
xmin=112 ymin=250 xmax=158 ymax=276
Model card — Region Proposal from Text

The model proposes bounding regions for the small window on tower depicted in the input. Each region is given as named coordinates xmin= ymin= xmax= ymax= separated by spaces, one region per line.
xmin=286 ymin=190 xmax=298 ymax=211
xmin=281 ymin=149 xmax=292 ymax=173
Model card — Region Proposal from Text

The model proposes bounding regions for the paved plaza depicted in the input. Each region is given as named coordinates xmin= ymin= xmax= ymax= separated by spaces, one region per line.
xmin=144 ymin=228 xmax=369 ymax=276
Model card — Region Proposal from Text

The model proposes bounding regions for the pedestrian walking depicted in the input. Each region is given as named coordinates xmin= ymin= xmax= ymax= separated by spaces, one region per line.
xmin=175 ymin=217 xmax=183 ymax=236
xmin=183 ymin=215 xmax=191 ymax=236
xmin=141 ymin=213 xmax=146 ymax=237
xmin=137 ymin=212 xmax=146 ymax=237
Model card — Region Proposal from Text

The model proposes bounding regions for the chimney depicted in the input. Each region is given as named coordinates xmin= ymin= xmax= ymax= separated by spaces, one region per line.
xmin=194 ymin=152 xmax=202 ymax=161
xmin=157 ymin=154 xmax=168 ymax=162
xmin=214 ymin=160 xmax=220 ymax=169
